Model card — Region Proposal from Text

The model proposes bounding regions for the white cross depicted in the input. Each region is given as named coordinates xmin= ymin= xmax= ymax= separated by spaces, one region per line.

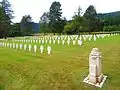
xmin=94 ymin=35 xmax=96 ymax=41
xmin=10 ymin=43 xmax=12 ymax=48
xmin=36 ymin=40 xmax=38 ymax=43
xmin=47 ymin=46 xmax=51 ymax=55
xmin=24 ymin=44 xmax=27 ymax=51
xmin=39 ymin=40 xmax=41 ymax=43
xmin=16 ymin=44 xmax=18 ymax=49
xmin=4 ymin=43 xmax=6 ymax=47
xmin=67 ymin=40 xmax=70 ymax=45
xmin=40 ymin=45 xmax=44 ymax=53
xmin=20 ymin=44 xmax=22 ymax=50
xmin=62 ymin=40 xmax=65 ymax=45
xmin=73 ymin=40 xmax=76 ymax=45
xmin=28 ymin=44 xmax=32 ymax=51
xmin=53 ymin=40 xmax=56 ymax=44
xmin=49 ymin=40 xmax=51 ymax=44
xmin=42 ymin=40 xmax=44 ymax=44
xmin=58 ymin=40 xmax=60 ymax=44
xmin=7 ymin=43 xmax=9 ymax=47
xmin=33 ymin=40 xmax=35 ymax=43
xmin=78 ymin=40 xmax=82 ymax=46
xmin=45 ymin=40 xmax=48 ymax=44
xmin=13 ymin=43 xmax=15 ymax=48
xmin=34 ymin=45 xmax=37 ymax=52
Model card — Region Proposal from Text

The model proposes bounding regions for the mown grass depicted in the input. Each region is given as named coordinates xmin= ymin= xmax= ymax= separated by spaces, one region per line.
xmin=0 ymin=35 xmax=120 ymax=90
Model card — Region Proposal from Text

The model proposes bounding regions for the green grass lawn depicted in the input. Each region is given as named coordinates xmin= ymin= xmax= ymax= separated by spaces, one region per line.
xmin=0 ymin=35 xmax=120 ymax=90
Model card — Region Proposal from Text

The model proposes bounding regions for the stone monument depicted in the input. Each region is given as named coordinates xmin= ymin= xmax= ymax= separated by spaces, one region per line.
xmin=83 ymin=48 xmax=107 ymax=88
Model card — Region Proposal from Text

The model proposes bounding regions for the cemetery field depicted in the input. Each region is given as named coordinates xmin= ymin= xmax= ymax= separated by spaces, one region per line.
xmin=0 ymin=35 xmax=120 ymax=90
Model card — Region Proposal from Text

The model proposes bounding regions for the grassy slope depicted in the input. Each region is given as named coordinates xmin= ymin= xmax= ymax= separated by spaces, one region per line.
xmin=0 ymin=35 xmax=120 ymax=90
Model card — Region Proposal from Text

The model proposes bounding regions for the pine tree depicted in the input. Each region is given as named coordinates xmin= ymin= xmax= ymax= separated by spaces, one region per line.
xmin=0 ymin=0 xmax=13 ymax=38
xmin=83 ymin=5 xmax=100 ymax=32
xmin=49 ymin=1 xmax=62 ymax=33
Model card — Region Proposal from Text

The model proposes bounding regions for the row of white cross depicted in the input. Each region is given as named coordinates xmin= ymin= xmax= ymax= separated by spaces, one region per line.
xmin=26 ymin=34 xmax=118 ymax=40
xmin=12 ymin=39 xmax=83 ymax=46
xmin=13 ymin=34 xmax=119 ymax=45
xmin=14 ymin=35 xmax=96 ymax=42
xmin=0 ymin=33 xmax=119 ymax=55
xmin=0 ymin=42 xmax=52 ymax=55
xmin=28 ymin=34 xmax=117 ymax=40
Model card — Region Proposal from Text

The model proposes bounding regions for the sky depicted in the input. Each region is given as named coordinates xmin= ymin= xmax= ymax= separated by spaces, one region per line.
xmin=2 ymin=0 xmax=120 ymax=23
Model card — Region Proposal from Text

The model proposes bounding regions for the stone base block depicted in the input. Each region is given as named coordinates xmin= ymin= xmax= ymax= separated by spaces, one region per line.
xmin=97 ymin=73 xmax=103 ymax=83
xmin=83 ymin=75 xmax=107 ymax=88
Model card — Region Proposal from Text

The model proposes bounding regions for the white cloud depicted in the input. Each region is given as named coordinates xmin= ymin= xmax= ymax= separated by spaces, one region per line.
xmin=5 ymin=0 xmax=120 ymax=23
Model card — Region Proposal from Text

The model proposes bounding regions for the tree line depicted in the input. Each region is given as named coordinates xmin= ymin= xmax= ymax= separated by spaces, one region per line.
xmin=0 ymin=0 xmax=120 ymax=38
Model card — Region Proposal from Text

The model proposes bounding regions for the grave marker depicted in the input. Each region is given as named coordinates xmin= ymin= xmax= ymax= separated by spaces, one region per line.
xmin=28 ymin=44 xmax=32 ymax=51
xmin=24 ymin=44 xmax=27 ymax=51
xmin=34 ymin=45 xmax=37 ymax=52
xmin=47 ymin=46 xmax=51 ymax=55
xmin=40 ymin=45 xmax=44 ymax=53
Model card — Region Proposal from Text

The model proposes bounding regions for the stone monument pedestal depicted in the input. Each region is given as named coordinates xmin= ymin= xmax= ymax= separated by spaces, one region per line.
xmin=83 ymin=48 xmax=107 ymax=88
xmin=83 ymin=74 xmax=107 ymax=88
